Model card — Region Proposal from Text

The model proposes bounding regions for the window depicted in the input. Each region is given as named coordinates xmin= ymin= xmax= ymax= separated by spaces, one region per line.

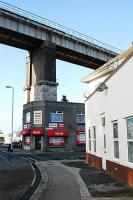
xmin=101 ymin=117 xmax=105 ymax=127
xmin=48 ymin=137 xmax=64 ymax=147
xmin=51 ymin=111 xmax=63 ymax=122
xmin=88 ymin=128 xmax=91 ymax=151
xmin=25 ymin=112 xmax=30 ymax=123
xmin=127 ymin=118 xmax=133 ymax=163
xmin=112 ymin=121 xmax=119 ymax=159
xmin=77 ymin=112 xmax=85 ymax=123
xmin=77 ymin=131 xmax=86 ymax=145
xmin=92 ymin=126 xmax=96 ymax=152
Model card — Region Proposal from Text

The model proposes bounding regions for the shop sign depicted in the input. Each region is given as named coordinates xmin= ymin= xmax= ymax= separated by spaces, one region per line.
xmin=23 ymin=124 xmax=27 ymax=129
xmin=77 ymin=131 xmax=86 ymax=145
xmin=31 ymin=128 xmax=44 ymax=135
xmin=45 ymin=127 xmax=53 ymax=130
xmin=21 ymin=129 xmax=31 ymax=135
xmin=49 ymin=123 xmax=58 ymax=128
xmin=58 ymin=123 xmax=65 ymax=128
xmin=24 ymin=136 xmax=31 ymax=145
xmin=48 ymin=130 xmax=67 ymax=137
xmin=27 ymin=123 xmax=31 ymax=129
xmin=48 ymin=137 xmax=64 ymax=147
xmin=34 ymin=110 xmax=42 ymax=125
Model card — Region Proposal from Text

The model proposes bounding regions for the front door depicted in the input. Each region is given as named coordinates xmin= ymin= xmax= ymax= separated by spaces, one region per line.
xmin=35 ymin=136 xmax=41 ymax=150
xmin=101 ymin=115 xmax=106 ymax=170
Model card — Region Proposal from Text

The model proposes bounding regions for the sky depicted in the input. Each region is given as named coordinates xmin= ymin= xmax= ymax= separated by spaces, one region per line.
xmin=0 ymin=0 xmax=133 ymax=133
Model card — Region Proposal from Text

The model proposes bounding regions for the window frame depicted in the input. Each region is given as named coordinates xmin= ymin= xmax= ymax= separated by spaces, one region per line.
xmin=76 ymin=112 xmax=85 ymax=124
xmin=112 ymin=120 xmax=119 ymax=159
xmin=50 ymin=111 xmax=63 ymax=123
xmin=25 ymin=112 xmax=31 ymax=124
xmin=88 ymin=128 xmax=91 ymax=152
xmin=127 ymin=117 xmax=133 ymax=163
xmin=92 ymin=126 xmax=96 ymax=153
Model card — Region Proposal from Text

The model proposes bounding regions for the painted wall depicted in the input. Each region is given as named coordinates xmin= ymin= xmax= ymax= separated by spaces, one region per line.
xmin=85 ymin=56 xmax=133 ymax=170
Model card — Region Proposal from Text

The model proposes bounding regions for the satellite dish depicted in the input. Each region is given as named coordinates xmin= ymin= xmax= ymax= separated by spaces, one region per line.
xmin=83 ymin=92 xmax=90 ymax=98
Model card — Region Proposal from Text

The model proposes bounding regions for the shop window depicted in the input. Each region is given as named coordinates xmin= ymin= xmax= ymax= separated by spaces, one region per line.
xmin=92 ymin=126 xmax=96 ymax=153
xmin=127 ymin=118 xmax=133 ymax=163
xmin=24 ymin=136 xmax=31 ymax=145
xmin=77 ymin=131 xmax=86 ymax=145
xmin=48 ymin=137 xmax=64 ymax=147
xmin=77 ymin=112 xmax=85 ymax=123
xmin=25 ymin=112 xmax=30 ymax=123
xmin=112 ymin=121 xmax=119 ymax=159
xmin=88 ymin=128 xmax=91 ymax=151
xmin=51 ymin=111 xmax=63 ymax=122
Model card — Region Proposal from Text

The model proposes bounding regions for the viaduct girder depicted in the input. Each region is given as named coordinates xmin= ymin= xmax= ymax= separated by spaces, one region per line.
xmin=0 ymin=1 xmax=119 ymax=69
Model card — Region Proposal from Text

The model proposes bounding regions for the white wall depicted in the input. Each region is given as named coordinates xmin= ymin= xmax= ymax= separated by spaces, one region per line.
xmin=85 ymin=56 xmax=133 ymax=168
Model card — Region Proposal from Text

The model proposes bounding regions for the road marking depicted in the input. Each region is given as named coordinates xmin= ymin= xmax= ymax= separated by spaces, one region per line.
xmin=31 ymin=164 xmax=36 ymax=186
xmin=21 ymin=157 xmax=36 ymax=186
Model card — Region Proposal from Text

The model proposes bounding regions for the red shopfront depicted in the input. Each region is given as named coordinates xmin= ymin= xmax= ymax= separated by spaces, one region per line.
xmin=31 ymin=128 xmax=44 ymax=150
xmin=48 ymin=130 xmax=68 ymax=147
xmin=21 ymin=129 xmax=31 ymax=150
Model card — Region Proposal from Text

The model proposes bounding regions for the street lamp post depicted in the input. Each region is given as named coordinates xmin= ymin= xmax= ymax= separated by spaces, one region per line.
xmin=6 ymin=85 xmax=14 ymax=152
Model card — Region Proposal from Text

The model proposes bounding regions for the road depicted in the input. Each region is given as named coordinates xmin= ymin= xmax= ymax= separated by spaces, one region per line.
xmin=0 ymin=151 xmax=35 ymax=200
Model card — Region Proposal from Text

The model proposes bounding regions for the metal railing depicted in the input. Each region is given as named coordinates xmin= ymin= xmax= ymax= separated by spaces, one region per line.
xmin=0 ymin=1 xmax=121 ymax=54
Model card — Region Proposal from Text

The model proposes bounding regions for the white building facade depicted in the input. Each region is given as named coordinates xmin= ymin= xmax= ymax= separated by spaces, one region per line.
xmin=82 ymin=47 xmax=133 ymax=187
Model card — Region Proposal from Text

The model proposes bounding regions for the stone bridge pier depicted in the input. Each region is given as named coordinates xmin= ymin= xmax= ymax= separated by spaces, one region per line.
xmin=24 ymin=42 xmax=58 ymax=103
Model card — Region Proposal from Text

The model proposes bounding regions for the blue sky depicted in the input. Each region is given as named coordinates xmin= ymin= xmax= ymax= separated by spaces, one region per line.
xmin=0 ymin=0 xmax=133 ymax=133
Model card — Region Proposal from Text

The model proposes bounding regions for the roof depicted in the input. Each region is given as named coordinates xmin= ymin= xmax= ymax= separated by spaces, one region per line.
xmin=81 ymin=46 xmax=133 ymax=83
xmin=81 ymin=46 xmax=133 ymax=101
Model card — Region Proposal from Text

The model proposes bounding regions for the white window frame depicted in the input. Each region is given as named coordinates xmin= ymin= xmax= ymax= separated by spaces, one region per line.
xmin=127 ymin=117 xmax=133 ymax=163
xmin=51 ymin=111 xmax=63 ymax=123
xmin=92 ymin=126 xmax=96 ymax=153
xmin=88 ymin=128 xmax=91 ymax=152
xmin=112 ymin=120 xmax=119 ymax=159
xmin=76 ymin=112 xmax=85 ymax=124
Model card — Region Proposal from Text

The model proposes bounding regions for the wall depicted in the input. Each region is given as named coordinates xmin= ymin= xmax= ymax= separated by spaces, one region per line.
xmin=85 ymin=56 xmax=133 ymax=185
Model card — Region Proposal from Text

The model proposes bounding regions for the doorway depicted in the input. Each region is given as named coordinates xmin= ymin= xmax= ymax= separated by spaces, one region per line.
xmin=35 ymin=136 xmax=41 ymax=150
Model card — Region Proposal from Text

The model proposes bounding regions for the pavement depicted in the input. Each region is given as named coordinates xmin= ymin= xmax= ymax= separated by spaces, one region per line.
xmin=1 ymin=148 xmax=133 ymax=200
xmin=28 ymin=159 xmax=133 ymax=200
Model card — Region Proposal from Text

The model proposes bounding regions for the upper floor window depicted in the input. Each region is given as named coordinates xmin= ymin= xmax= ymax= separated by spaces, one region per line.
xmin=77 ymin=112 xmax=85 ymax=123
xmin=127 ymin=117 xmax=133 ymax=163
xmin=51 ymin=111 xmax=63 ymax=122
xmin=25 ymin=112 xmax=30 ymax=123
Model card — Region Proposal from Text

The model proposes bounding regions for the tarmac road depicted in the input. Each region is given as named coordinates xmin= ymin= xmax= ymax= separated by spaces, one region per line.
xmin=0 ymin=151 xmax=35 ymax=200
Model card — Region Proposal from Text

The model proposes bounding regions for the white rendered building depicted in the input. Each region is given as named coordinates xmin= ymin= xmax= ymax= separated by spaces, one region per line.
xmin=82 ymin=47 xmax=133 ymax=187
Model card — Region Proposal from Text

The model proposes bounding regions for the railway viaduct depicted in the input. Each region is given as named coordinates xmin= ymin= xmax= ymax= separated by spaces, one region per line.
xmin=0 ymin=1 xmax=119 ymax=103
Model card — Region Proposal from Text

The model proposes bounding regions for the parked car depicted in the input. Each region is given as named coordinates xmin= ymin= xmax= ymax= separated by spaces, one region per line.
xmin=13 ymin=141 xmax=22 ymax=149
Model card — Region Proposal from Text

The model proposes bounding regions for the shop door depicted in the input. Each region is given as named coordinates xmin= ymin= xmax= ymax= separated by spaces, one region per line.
xmin=35 ymin=136 xmax=41 ymax=150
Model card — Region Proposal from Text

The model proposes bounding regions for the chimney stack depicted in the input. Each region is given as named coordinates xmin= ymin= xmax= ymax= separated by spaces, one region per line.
xmin=61 ymin=95 xmax=68 ymax=102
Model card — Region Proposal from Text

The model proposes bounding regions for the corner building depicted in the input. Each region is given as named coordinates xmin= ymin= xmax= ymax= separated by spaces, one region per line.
xmin=22 ymin=100 xmax=85 ymax=152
